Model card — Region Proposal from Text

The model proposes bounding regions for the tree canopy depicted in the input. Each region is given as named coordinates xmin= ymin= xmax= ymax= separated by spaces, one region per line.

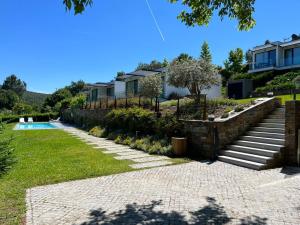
xmin=200 ymin=41 xmax=212 ymax=63
xmin=136 ymin=60 xmax=168 ymax=71
xmin=167 ymin=58 xmax=219 ymax=102
xmin=2 ymin=75 xmax=27 ymax=97
xmin=139 ymin=75 xmax=162 ymax=98
xmin=63 ymin=0 xmax=256 ymax=30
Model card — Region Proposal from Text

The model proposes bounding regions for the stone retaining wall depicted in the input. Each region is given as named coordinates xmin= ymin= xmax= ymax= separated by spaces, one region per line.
xmin=61 ymin=108 xmax=109 ymax=128
xmin=182 ymin=98 xmax=280 ymax=159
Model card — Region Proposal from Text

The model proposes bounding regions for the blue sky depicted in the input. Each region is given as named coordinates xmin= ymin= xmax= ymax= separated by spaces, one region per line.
xmin=0 ymin=0 xmax=300 ymax=93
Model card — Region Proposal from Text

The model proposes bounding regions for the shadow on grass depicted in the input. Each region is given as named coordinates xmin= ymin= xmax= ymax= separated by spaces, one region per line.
xmin=80 ymin=197 xmax=267 ymax=225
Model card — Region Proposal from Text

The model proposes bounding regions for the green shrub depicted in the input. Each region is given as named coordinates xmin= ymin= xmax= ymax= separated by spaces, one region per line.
xmin=0 ymin=122 xmax=14 ymax=175
xmin=155 ymin=113 xmax=184 ymax=138
xmin=267 ymin=71 xmax=300 ymax=86
xmin=234 ymin=106 xmax=244 ymax=112
xmin=89 ymin=126 xmax=104 ymax=137
xmin=233 ymin=71 xmax=276 ymax=88
xmin=105 ymin=107 xmax=155 ymax=133
xmin=221 ymin=113 xmax=229 ymax=119
xmin=0 ymin=112 xmax=59 ymax=123
xmin=255 ymin=83 xmax=296 ymax=93
xmin=224 ymin=107 xmax=233 ymax=113
xmin=114 ymin=135 xmax=124 ymax=144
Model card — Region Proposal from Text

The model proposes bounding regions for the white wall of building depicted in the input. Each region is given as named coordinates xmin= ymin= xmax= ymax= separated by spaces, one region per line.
xmin=114 ymin=81 xmax=126 ymax=98
xmin=163 ymin=74 xmax=221 ymax=99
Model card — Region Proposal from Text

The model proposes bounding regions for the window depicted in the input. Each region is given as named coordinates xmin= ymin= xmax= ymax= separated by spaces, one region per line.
xmin=255 ymin=49 xmax=276 ymax=69
xmin=285 ymin=47 xmax=300 ymax=66
xmin=91 ymin=89 xmax=98 ymax=101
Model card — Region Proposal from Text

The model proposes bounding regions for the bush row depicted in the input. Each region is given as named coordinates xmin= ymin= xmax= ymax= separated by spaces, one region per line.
xmin=88 ymin=127 xmax=173 ymax=156
xmin=0 ymin=112 xmax=59 ymax=123
xmin=104 ymin=107 xmax=184 ymax=138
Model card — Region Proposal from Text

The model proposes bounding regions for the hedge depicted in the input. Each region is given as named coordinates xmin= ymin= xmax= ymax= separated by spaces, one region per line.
xmin=0 ymin=113 xmax=59 ymax=123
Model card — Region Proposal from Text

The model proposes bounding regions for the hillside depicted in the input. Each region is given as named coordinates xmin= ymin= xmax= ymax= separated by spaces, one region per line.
xmin=22 ymin=91 xmax=49 ymax=108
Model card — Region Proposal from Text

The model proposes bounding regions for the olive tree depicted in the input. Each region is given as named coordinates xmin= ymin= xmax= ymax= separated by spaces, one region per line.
xmin=167 ymin=58 xmax=219 ymax=103
xmin=139 ymin=75 xmax=162 ymax=98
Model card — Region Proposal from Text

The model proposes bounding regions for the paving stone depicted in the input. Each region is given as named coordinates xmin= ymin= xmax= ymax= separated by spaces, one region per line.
xmin=130 ymin=160 xmax=173 ymax=169
xmin=130 ymin=156 xmax=168 ymax=163
xmin=114 ymin=154 xmax=150 ymax=160
xmin=26 ymin=162 xmax=300 ymax=225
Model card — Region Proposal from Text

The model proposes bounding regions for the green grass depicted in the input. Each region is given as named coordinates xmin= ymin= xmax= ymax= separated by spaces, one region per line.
xmin=0 ymin=125 xmax=135 ymax=225
xmin=276 ymin=94 xmax=300 ymax=105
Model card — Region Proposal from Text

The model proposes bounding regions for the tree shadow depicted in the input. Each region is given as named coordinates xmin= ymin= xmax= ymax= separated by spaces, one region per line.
xmin=280 ymin=166 xmax=300 ymax=177
xmin=79 ymin=197 xmax=267 ymax=225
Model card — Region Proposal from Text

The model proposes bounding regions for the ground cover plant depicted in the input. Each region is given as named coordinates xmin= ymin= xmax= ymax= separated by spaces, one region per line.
xmin=0 ymin=125 xmax=134 ymax=225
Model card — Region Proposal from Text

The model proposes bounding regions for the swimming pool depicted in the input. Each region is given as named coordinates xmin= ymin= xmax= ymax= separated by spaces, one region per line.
xmin=15 ymin=122 xmax=58 ymax=130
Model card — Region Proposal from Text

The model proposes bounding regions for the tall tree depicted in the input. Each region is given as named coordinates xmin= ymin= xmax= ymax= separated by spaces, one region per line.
xmin=136 ymin=60 xmax=164 ymax=71
xmin=224 ymin=48 xmax=244 ymax=75
xmin=2 ymin=75 xmax=27 ymax=97
xmin=200 ymin=41 xmax=212 ymax=63
xmin=175 ymin=53 xmax=193 ymax=62
xmin=66 ymin=80 xmax=85 ymax=96
xmin=0 ymin=90 xmax=19 ymax=110
xmin=63 ymin=0 xmax=256 ymax=30
xmin=167 ymin=58 xmax=219 ymax=103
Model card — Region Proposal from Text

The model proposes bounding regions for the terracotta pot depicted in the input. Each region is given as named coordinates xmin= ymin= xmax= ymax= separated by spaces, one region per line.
xmin=172 ymin=137 xmax=187 ymax=156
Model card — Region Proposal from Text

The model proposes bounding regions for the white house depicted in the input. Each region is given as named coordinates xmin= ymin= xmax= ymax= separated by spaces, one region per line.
xmin=86 ymin=67 xmax=221 ymax=101
xmin=249 ymin=34 xmax=300 ymax=73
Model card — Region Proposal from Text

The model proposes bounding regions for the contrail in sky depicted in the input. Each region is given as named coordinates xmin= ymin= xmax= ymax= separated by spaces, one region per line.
xmin=145 ymin=0 xmax=165 ymax=41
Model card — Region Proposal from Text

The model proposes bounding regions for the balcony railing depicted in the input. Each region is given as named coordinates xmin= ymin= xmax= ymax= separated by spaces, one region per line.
xmin=251 ymin=62 xmax=276 ymax=70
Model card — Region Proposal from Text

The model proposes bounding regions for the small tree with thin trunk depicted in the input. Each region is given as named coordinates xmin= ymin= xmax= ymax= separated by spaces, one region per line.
xmin=139 ymin=75 xmax=162 ymax=99
xmin=167 ymin=58 xmax=219 ymax=103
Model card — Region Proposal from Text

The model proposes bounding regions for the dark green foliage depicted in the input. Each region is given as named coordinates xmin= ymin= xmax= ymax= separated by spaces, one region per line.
xmin=233 ymin=71 xmax=276 ymax=89
xmin=22 ymin=91 xmax=49 ymax=110
xmin=66 ymin=80 xmax=85 ymax=96
xmin=12 ymin=102 xmax=33 ymax=115
xmin=105 ymin=107 xmax=155 ymax=134
xmin=2 ymin=75 xmax=26 ymax=97
xmin=0 ymin=122 xmax=14 ymax=176
xmin=63 ymin=0 xmax=93 ymax=14
xmin=0 ymin=90 xmax=19 ymax=110
xmin=0 ymin=112 xmax=59 ymax=123
xmin=200 ymin=41 xmax=212 ymax=63
xmin=136 ymin=60 xmax=167 ymax=71
xmin=255 ymin=83 xmax=296 ymax=94
xmin=266 ymin=72 xmax=300 ymax=86
xmin=44 ymin=88 xmax=72 ymax=108
xmin=104 ymin=107 xmax=183 ymax=139
xmin=169 ymin=0 xmax=256 ymax=31
xmin=175 ymin=53 xmax=193 ymax=62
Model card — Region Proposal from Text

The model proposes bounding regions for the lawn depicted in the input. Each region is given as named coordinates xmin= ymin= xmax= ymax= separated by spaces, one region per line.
xmin=0 ymin=125 xmax=135 ymax=225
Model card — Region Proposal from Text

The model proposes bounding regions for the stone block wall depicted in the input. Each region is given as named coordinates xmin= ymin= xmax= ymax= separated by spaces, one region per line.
xmin=285 ymin=101 xmax=300 ymax=166
xmin=183 ymin=98 xmax=280 ymax=159
xmin=61 ymin=108 xmax=110 ymax=129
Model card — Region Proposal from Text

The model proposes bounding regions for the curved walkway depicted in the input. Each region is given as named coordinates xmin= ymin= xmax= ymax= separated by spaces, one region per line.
xmin=26 ymin=160 xmax=300 ymax=225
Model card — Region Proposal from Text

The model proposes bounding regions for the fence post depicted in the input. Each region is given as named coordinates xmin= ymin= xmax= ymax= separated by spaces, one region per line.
xmin=99 ymin=98 xmax=102 ymax=109
xmin=94 ymin=100 xmax=97 ymax=110
xmin=203 ymin=95 xmax=207 ymax=120
xmin=114 ymin=96 xmax=117 ymax=109
xmin=139 ymin=95 xmax=141 ymax=107
xmin=89 ymin=100 xmax=92 ymax=110
xmin=125 ymin=97 xmax=128 ymax=108
xmin=106 ymin=97 xmax=109 ymax=109
xmin=176 ymin=97 xmax=180 ymax=119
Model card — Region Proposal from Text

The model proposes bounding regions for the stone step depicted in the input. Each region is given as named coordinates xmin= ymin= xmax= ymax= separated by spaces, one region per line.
xmin=241 ymin=136 xmax=285 ymax=145
xmin=252 ymin=127 xmax=285 ymax=134
xmin=218 ymin=156 xmax=264 ymax=170
xmin=267 ymin=115 xmax=285 ymax=119
xmin=228 ymin=145 xmax=278 ymax=157
xmin=220 ymin=150 xmax=271 ymax=164
xmin=235 ymin=140 xmax=284 ymax=151
xmin=263 ymin=119 xmax=285 ymax=124
xmin=130 ymin=160 xmax=173 ymax=169
xmin=258 ymin=123 xmax=285 ymax=129
xmin=247 ymin=131 xmax=284 ymax=139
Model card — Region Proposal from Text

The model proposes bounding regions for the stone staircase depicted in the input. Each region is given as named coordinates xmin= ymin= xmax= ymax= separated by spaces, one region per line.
xmin=219 ymin=107 xmax=285 ymax=170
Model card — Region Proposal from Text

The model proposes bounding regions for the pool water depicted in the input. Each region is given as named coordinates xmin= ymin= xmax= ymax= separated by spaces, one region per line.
xmin=15 ymin=122 xmax=58 ymax=130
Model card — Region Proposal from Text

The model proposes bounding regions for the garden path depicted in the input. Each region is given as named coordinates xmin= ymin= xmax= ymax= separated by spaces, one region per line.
xmin=59 ymin=124 xmax=174 ymax=169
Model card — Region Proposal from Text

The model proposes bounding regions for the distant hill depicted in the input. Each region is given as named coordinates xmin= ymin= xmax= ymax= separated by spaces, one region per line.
xmin=22 ymin=91 xmax=50 ymax=108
